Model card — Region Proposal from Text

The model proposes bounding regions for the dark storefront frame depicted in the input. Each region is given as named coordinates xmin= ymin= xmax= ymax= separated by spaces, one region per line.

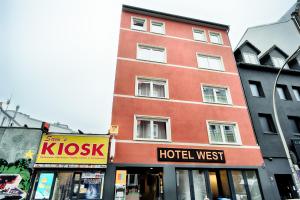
xmin=103 ymin=163 xmax=264 ymax=200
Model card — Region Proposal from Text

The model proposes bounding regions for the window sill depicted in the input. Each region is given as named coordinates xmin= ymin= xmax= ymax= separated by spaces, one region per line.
xmin=131 ymin=27 xmax=146 ymax=32
xmin=136 ymin=58 xmax=167 ymax=64
xmin=251 ymin=95 xmax=265 ymax=98
xmin=197 ymin=67 xmax=225 ymax=72
xmin=194 ymin=39 xmax=207 ymax=42
xmin=210 ymin=42 xmax=223 ymax=46
xmin=134 ymin=138 xmax=172 ymax=143
xmin=136 ymin=95 xmax=169 ymax=100
xmin=150 ymin=31 xmax=165 ymax=35
xmin=263 ymin=132 xmax=277 ymax=135
xmin=209 ymin=142 xmax=242 ymax=146
xmin=203 ymin=101 xmax=232 ymax=106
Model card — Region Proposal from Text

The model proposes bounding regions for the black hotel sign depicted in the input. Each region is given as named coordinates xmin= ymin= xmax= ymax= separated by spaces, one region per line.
xmin=157 ymin=148 xmax=225 ymax=163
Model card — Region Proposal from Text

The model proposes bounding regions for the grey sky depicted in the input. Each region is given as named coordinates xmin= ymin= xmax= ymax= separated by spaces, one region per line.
xmin=0 ymin=0 xmax=295 ymax=133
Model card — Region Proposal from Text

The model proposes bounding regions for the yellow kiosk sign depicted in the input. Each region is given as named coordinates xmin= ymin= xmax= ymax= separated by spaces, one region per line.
xmin=36 ymin=134 xmax=109 ymax=164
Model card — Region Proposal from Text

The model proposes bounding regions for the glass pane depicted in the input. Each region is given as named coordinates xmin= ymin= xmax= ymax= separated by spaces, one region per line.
xmin=293 ymin=88 xmax=300 ymax=101
xmin=77 ymin=172 xmax=103 ymax=200
xmin=203 ymin=87 xmax=215 ymax=102
xmin=245 ymin=171 xmax=262 ymax=200
xmin=150 ymin=48 xmax=165 ymax=62
xmin=198 ymin=55 xmax=209 ymax=68
xmin=138 ymin=82 xmax=150 ymax=96
xmin=244 ymin=52 xmax=259 ymax=64
xmin=132 ymin=18 xmax=145 ymax=30
xmin=250 ymin=83 xmax=260 ymax=97
xmin=259 ymin=115 xmax=271 ymax=132
xmin=215 ymin=88 xmax=228 ymax=103
xmin=193 ymin=30 xmax=206 ymax=41
xmin=208 ymin=56 xmax=223 ymax=70
xmin=34 ymin=173 xmax=55 ymax=199
xmin=232 ymin=170 xmax=247 ymax=200
xmin=153 ymin=84 xmax=165 ymax=98
xmin=137 ymin=46 xmax=151 ymax=60
xmin=220 ymin=170 xmax=231 ymax=198
xmin=176 ymin=170 xmax=191 ymax=200
xmin=276 ymin=87 xmax=287 ymax=100
xmin=151 ymin=22 xmax=164 ymax=34
xmin=272 ymin=57 xmax=286 ymax=68
xmin=192 ymin=170 xmax=207 ymax=200
xmin=52 ymin=172 xmax=73 ymax=200
xmin=137 ymin=120 xmax=151 ymax=139
xmin=153 ymin=121 xmax=167 ymax=139
xmin=209 ymin=124 xmax=223 ymax=143
xmin=210 ymin=33 xmax=221 ymax=44
xmin=223 ymin=125 xmax=236 ymax=143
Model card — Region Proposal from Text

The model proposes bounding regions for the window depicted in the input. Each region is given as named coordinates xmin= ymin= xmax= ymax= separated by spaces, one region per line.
xmin=136 ymin=78 xmax=168 ymax=98
xmin=276 ymin=85 xmax=291 ymax=100
xmin=150 ymin=21 xmax=165 ymax=34
xmin=249 ymin=81 xmax=265 ymax=97
xmin=193 ymin=29 xmax=206 ymax=41
xmin=208 ymin=122 xmax=240 ymax=144
xmin=131 ymin=17 xmax=146 ymax=31
xmin=137 ymin=44 xmax=166 ymax=63
xmin=258 ymin=113 xmax=277 ymax=133
xmin=135 ymin=116 xmax=170 ymax=141
xmin=209 ymin=32 xmax=222 ymax=44
xmin=292 ymin=86 xmax=300 ymax=101
xmin=272 ymin=56 xmax=286 ymax=68
xmin=197 ymin=54 xmax=224 ymax=71
xmin=231 ymin=171 xmax=247 ymax=200
xmin=202 ymin=86 xmax=231 ymax=104
xmin=288 ymin=116 xmax=300 ymax=133
xmin=243 ymin=52 xmax=259 ymax=64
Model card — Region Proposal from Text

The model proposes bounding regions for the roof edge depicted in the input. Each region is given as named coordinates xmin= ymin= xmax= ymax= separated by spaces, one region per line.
xmin=122 ymin=4 xmax=229 ymax=31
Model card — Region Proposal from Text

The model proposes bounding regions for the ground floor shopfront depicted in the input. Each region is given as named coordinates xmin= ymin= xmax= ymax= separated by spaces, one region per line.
xmin=103 ymin=164 xmax=263 ymax=200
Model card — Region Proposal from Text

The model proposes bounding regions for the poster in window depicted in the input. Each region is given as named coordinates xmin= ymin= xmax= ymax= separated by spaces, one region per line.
xmin=34 ymin=173 xmax=55 ymax=199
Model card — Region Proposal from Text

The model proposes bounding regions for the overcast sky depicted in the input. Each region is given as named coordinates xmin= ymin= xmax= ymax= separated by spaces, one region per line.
xmin=0 ymin=0 xmax=296 ymax=133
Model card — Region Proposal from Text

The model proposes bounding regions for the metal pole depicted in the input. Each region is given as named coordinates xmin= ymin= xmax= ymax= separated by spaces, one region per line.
xmin=272 ymin=46 xmax=300 ymax=196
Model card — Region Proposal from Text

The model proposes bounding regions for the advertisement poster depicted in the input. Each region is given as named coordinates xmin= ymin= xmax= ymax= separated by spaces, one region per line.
xmin=36 ymin=134 xmax=109 ymax=164
xmin=0 ymin=174 xmax=26 ymax=199
xmin=34 ymin=173 xmax=54 ymax=199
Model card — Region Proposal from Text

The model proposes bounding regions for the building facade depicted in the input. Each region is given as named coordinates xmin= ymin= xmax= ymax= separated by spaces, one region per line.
xmin=234 ymin=2 xmax=300 ymax=199
xmin=105 ymin=5 xmax=265 ymax=200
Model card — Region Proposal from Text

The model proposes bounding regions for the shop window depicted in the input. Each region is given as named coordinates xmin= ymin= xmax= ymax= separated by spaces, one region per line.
xmin=136 ymin=78 xmax=168 ymax=98
xmin=202 ymin=86 xmax=231 ymax=104
xmin=231 ymin=170 xmax=247 ymax=199
xmin=192 ymin=170 xmax=208 ymax=200
xmin=208 ymin=170 xmax=231 ymax=199
xmin=176 ymin=170 xmax=191 ymax=200
xmin=131 ymin=17 xmax=147 ymax=31
xmin=245 ymin=170 xmax=263 ymax=200
xmin=33 ymin=173 xmax=55 ymax=200
xmin=197 ymin=54 xmax=224 ymax=71
xmin=135 ymin=116 xmax=170 ymax=141
xmin=208 ymin=122 xmax=240 ymax=144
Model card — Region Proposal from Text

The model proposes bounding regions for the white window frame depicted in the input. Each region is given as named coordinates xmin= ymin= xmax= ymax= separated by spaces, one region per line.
xmin=150 ymin=20 xmax=165 ymax=34
xmin=192 ymin=28 xmax=207 ymax=42
xmin=134 ymin=115 xmax=171 ymax=142
xmin=206 ymin=120 xmax=242 ymax=145
xmin=208 ymin=31 xmax=223 ymax=45
xmin=271 ymin=56 xmax=287 ymax=68
xmin=137 ymin=43 xmax=167 ymax=63
xmin=135 ymin=76 xmax=169 ymax=99
xmin=196 ymin=53 xmax=225 ymax=71
xmin=131 ymin=16 xmax=147 ymax=31
xmin=242 ymin=52 xmax=259 ymax=64
xmin=201 ymin=84 xmax=232 ymax=105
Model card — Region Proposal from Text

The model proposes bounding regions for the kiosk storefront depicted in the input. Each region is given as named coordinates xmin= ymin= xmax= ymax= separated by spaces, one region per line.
xmin=30 ymin=134 xmax=109 ymax=200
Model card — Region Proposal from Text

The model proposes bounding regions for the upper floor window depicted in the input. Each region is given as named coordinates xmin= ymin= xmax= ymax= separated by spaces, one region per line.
xmin=288 ymin=116 xmax=300 ymax=133
xmin=137 ymin=44 xmax=166 ymax=63
xmin=292 ymin=86 xmax=300 ymax=101
xmin=134 ymin=116 xmax=171 ymax=141
xmin=208 ymin=122 xmax=240 ymax=144
xmin=209 ymin=32 xmax=223 ymax=44
xmin=131 ymin=17 xmax=147 ymax=31
xmin=136 ymin=78 xmax=168 ymax=98
xmin=243 ymin=52 xmax=259 ymax=64
xmin=258 ymin=113 xmax=276 ymax=134
xmin=272 ymin=56 xmax=286 ymax=68
xmin=249 ymin=81 xmax=265 ymax=97
xmin=276 ymin=85 xmax=291 ymax=100
xmin=202 ymin=86 xmax=231 ymax=104
xmin=193 ymin=29 xmax=206 ymax=41
xmin=197 ymin=54 xmax=224 ymax=71
xmin=150 ymin=21 xmax=165 ymax=34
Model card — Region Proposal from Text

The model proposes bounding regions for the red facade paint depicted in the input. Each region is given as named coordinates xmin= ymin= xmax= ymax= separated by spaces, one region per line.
xmin=111 ymin=9 xmax=263 ymax=167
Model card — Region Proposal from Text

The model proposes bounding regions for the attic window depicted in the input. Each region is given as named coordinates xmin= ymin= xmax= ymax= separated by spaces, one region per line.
xmin=243 ymin=52 xmax=259 ymax=64
xmin=131 ymin=17 xmax=147 ymax=31
xmin=272 ymin=56 xmax=286 ymax=68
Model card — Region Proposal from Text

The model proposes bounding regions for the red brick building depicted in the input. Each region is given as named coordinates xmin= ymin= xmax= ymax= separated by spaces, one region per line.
xmin=105 ymin=5 xmax=265 ymax=200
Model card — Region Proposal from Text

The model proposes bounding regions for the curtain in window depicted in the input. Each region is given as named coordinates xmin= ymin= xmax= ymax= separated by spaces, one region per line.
xmin=176 ymin=170 xmax=191 ymax=200
xmin=204 ymin=87 xmax=215 ymax=102
xmin=138 ymin=82 xmax=150 ymax=96
xmin=245 ymin=171 xmax=262 ymax=200
xmin=137 ymin=120 xmax=151 ymax=139
xmin=208 ymin=57 xmax=223 ymax=70
xmin=192 ymin=170 xmax=207 ymax=200
xmin=153 ymin=83 xmax=165 ymax=98
xmin=215 ymin=88 xmax=228 ymax=103
xmin=231 ymin=170 xmax=247 ymax=200
xmin=223 ymin=125 xmax=236 ymax=143
xmin=150 ymin=48 xmax=165 ymax=62
xmin=198 ymin=56 xmax=209 ymax=68
xmin=153 ymin=121 xmax=167 ymax=139
xmin=209 ymin=124 xmax=223 ymax=142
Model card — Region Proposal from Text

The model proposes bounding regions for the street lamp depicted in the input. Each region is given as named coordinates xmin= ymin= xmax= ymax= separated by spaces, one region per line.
xmin=272 ymin=46 xmax=300 ymax=196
